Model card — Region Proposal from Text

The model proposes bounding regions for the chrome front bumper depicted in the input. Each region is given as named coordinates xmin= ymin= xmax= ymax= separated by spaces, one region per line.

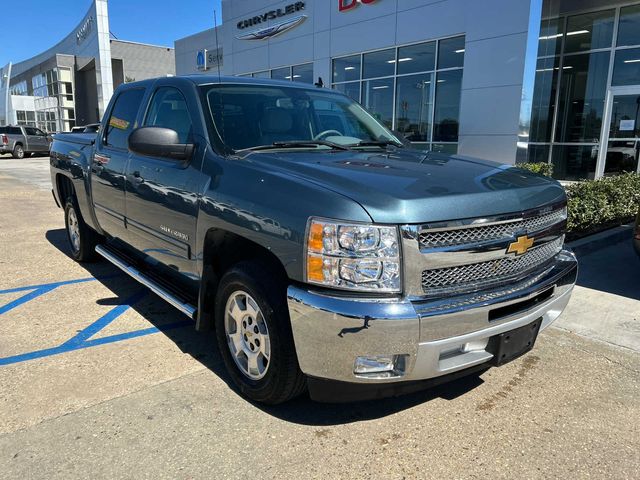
xmin=288 ymin=250 xmax=577 ymax=385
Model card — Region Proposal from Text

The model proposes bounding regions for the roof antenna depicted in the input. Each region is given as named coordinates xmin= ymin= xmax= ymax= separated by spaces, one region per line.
xmin=213 ymin=8 xmax=228 ymax=154
xmin=214 ymin=9 xmax=222 ymax=83
xmin=315 ymin=77 xmax=324 ymax=88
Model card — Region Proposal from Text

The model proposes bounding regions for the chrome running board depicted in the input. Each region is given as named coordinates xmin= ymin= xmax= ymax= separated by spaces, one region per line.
xmin=95 ymin=245 xmax=196 ymax=320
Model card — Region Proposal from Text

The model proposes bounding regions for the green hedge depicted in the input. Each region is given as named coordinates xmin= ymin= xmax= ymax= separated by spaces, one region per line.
xmin=516 ymin=162 xmax=554 ymax=177
xmin=565 ymin=173 xmax=640 ymax=237
xmin=516 ymin=163 xmax=639 ymax=237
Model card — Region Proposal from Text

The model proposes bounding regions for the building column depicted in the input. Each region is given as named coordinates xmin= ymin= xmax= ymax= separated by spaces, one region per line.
xmin=457 ymin=0 xmax=543 ymax=165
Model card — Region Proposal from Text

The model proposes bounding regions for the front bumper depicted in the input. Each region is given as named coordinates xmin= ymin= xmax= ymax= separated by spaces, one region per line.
xmin=288 ymin=250 xmax=577 ymax=393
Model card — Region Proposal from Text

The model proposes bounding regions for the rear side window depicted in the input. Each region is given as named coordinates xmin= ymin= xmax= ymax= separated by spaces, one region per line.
xmin=143 ymin=87 xmax=193 ymax=143
xmin=104 ymin=88 xmax=145 ymax=150
xmin=24 ymin=127 xmax=38 ymax=136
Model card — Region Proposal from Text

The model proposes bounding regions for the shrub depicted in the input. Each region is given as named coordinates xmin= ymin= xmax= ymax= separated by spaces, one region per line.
xmin=516 ymin=162 xmax=554 ymax=177
xmin=565 ymin=173 xmax=640 ymax=237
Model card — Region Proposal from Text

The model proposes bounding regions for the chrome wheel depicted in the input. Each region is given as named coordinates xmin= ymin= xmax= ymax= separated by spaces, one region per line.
xmin=224 ymin=290 xmax=271 ymax=380
xmin=67 ymin=207 xmax=81 ymax=253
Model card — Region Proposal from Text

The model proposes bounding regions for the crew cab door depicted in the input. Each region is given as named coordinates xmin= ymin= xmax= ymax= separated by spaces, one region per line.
xmin=23 ymin=127 xmax=49 ymax=152
xmin=91 ymin=87 xmax=145 ymax=240
xmin=124 ymin=84 xmax=205 ymax=277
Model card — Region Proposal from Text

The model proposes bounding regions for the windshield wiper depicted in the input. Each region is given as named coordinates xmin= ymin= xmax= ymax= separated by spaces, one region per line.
xmin=235 ymin=140 xmax=351 ymax=154
xmin=351 ymin=140 xmax=404 ymax=149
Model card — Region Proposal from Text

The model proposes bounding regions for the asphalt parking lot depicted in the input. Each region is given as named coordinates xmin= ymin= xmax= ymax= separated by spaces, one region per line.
xmin=1 ymin=155 xmax=639 ymax=479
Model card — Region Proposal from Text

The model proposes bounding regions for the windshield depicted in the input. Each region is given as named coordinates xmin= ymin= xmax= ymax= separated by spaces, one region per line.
xmin=201 ymin=83 xmax=401 ymax=152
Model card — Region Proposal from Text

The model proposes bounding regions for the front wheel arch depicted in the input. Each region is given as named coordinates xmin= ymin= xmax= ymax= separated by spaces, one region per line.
xmin=196 ymin=229 xmax=289 ymax=332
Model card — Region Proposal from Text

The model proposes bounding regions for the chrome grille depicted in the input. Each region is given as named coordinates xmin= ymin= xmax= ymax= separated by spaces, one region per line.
xmin=421 ymin=237 xmax=564 ymax=294
xmin=419 ymin=207 xmax=566 ymax=249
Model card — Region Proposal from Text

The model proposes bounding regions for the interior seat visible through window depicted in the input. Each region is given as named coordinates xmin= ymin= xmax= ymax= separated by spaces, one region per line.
xmin=144 ymin=87 xmax=193 ymax=143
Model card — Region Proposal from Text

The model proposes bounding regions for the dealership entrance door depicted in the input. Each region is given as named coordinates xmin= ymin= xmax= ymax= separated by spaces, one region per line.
xmin=598 ymin=87 xmax=640 ymax=177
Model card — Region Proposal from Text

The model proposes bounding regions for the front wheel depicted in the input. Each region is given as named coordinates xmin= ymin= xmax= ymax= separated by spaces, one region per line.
xmin=214 ymin=261 xmax=306 ymax=404
xmin=12 ymin=144 xmax=24 ymax=159
xmin=64 ymin=198 xmax=99 ymax=262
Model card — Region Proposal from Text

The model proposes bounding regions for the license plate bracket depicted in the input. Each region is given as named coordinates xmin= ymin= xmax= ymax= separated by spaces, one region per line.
xmin=489 ymin=318 xmax=542 ymax=366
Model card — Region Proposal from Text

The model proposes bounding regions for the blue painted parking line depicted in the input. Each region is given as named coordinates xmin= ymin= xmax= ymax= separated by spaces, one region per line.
xmin=0 ymin=275 xmax=120 ymax=316
xmin=0 ymin=276 xmax=192 ymax=366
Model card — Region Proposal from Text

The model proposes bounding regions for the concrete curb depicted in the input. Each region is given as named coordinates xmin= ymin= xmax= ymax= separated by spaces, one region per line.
xmin=567 ymin=224 xmax=634 ymax=257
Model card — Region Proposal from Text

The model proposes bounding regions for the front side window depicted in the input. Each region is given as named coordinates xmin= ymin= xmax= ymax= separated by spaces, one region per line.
xmin=144 ymin=87 xmax=193 ymax=143
xmin=104 ymin=88 xmax=145 ymax=149
xmin=202 ymin=84 xmax=399 ymax=151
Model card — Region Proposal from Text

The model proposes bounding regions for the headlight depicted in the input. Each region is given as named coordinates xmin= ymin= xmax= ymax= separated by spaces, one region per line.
xmin=305 ymin=218 xmax=401 ymax=292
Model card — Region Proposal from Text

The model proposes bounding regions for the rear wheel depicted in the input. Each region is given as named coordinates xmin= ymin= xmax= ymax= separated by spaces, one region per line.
xmin=64 ymin=198 xmax=99 ymax=262
xmin=215 ymin=261 xmax=305 ymax=404
xmin=12 ymin=144 xmax=24 ymax=159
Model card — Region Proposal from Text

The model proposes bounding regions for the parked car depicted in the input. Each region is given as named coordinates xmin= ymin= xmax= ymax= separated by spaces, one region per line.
xmin=634 ymin=203 xmax=640 ymax=258
xmin=0 ymin=125 xmax=51 ymax=158
xmin=70 ymin=123 xmax=101 ymax=134
xmin=49 ymin=76 xmax=577 ymax=404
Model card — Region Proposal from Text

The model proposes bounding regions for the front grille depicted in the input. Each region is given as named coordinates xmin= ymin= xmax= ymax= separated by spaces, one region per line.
xmin=421 ymin=237 xmax=564 ymax=294
xmin=419 ymin=207 xmax=566 ymax=249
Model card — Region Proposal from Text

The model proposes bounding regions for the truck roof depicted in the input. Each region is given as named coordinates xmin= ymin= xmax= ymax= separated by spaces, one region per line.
xmin=122 ymin=75 xmax=320 ymax=91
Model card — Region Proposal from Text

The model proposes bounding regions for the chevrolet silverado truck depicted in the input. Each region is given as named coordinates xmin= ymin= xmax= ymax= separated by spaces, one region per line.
xmin=49 ymin=76 xmax=577 ymax=404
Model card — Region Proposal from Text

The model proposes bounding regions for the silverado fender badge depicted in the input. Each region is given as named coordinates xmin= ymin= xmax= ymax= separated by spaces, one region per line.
xmin=160 ymin=225 xmax=189 ymax=242
xmin=507 ymin=235 xmax=535 ymax=256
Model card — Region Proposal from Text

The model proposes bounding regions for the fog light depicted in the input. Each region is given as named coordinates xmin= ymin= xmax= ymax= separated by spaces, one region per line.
xmin=354 ymin=355 xmax=407 ymax=377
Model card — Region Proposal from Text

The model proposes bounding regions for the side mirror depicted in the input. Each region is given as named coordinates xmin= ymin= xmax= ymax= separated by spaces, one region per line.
xmin=128 ymin=126 xmax=194 ymax=161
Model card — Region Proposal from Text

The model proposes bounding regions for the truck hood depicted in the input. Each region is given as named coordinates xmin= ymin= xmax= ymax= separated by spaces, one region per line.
xmin=243 ymin=149 xmax=566 ymax=224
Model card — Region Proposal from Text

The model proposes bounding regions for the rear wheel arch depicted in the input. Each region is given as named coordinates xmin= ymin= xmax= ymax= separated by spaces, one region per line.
xmin=196 ymin=228 xmax=289 ymax=332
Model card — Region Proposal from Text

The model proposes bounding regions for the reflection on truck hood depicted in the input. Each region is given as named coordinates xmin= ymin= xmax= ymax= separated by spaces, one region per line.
xmin=242 ymin=149 xmax=566 ymax=224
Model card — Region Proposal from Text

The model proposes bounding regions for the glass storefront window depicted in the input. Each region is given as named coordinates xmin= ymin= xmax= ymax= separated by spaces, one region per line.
xmin=433 ymin=70 xmax=462 ymax=142
xmin=395 ymin=73 xmax=433 ymax=142
xmin=333 ymin=55 xmax=361 ymax=83
xmin=397 ymin=41 xmax=436 ymax=75
xmin=617 ymin=4 xmax=640 ymax=47
xmin=270 ymin=67 xmax=290 ymax=81
xmin=608 ymin=94 xmax=640 ymax=139
xmin=551 ymin=145 xmax=598 ymax=180
xmin=555 ymin=51 xmax=610 ymax=143
xmin=612 ymin=48 xmax=640 ymax=86
xmin=333 ymin=82 xmax=360 ymax=102
xmin=438 ymin=36 xmax=465 ymax=69
xmin=530 ymin=57 xmax=560 ymax=142
xmin=332 ymin=37 xmax=464 ymax=151
xmin=538 ymin=18 xmax=564 ymax=57
xmin=292 ymin=63 xmax=313 ymax=84
xmin=564 ymin=10 xmax=615 ymax=53
xmin=362 ymin=49 xmax=395 ymax=79
xmin=523 ymin=144 xmax=551 ymax=164
xmin=362 ymin=78 xmax=394 ymax=129
xmin=252 ymin=71 xmax=270 ymax=78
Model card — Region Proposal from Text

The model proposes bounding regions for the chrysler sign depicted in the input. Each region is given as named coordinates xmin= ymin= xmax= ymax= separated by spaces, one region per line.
xmin=237 ymin=2 xmax=306 ymax=30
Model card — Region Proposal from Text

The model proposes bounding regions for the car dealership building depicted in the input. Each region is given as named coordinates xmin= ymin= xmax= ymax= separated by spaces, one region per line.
xmin=0 ymin=0 xmax=174 ymax=133
xmin=175 ymin=0 xmax=640 ymax=180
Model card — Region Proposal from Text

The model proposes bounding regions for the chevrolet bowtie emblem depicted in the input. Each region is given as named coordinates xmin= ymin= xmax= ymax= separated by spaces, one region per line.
xmin=507 ymin=235 xmax=535 ymax=256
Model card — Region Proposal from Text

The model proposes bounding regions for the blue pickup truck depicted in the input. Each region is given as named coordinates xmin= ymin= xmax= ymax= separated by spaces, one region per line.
xmin=49 ymin=76 xmax=577 ymax=403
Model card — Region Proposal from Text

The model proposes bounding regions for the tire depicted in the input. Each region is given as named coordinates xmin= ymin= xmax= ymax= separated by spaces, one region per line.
xmin=12 ymin=144 xmax=24 ymax=159
xmin=214 ymin=261 xmax=306 ymax=404
xmin=64 ymin=197 xmax=99 ymax=262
